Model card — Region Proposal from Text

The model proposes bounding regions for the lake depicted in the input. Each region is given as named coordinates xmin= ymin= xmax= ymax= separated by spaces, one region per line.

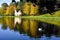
xmin=0 ymin=17 xmax=60 ymax=40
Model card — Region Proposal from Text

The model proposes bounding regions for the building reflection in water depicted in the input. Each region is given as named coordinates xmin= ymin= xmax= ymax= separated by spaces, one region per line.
xmin=14 ymin=17 xmax=22 ymax=26
xmin=0 ymin=17 xmax=60 ymax=38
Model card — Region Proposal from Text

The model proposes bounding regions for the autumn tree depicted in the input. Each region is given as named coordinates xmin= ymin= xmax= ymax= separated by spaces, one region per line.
xmin=1 ymin=3 xmax=8 ymax=10
xmin=5 ymin=2 xmax=16 ymax=16
xmin=12 ymin=0 xmax=16 ymax=2
xmin=0 ymin=3 xmax=8 ymax=15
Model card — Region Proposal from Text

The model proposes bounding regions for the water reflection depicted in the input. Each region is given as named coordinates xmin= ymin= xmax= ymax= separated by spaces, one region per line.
xmin=0 ymin=17 xmax=60 ymax=40
xmin=14 ymin=17 xmax=22 ymax=26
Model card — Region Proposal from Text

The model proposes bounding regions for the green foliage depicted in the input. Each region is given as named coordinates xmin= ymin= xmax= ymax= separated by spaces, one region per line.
xmin=1 ymin=3 xmax=8 ymax=10
xmin=10 ymin=2 xmax=16 ymax=6
xmin=17 ymin=1 xmax=24 ymax=10
xmin=0 ymin=3 xmax=8 ymax=16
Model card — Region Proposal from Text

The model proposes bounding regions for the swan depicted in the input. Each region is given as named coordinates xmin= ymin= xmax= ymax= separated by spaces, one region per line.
xmin=38 ymin=28 xmax=42 ymax=31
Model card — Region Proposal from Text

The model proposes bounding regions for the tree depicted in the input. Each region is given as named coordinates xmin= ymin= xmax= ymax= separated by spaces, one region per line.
xmin=1 ymin=3 xmax=8 ymax=10
xmin=1 ymin=3 xmax=8 ymax=15
xmin=20 ymin=0 xmax=23 ymax=2
xmin=12 ymin=0 xmax=16 ymax=2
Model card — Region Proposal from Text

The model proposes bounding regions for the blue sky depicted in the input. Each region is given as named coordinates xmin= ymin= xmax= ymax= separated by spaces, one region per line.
xmin=0 ymin=0 xmax=20 ymax=7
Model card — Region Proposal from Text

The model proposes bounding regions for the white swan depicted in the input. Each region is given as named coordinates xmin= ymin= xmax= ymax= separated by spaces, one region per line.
xmin=38 ymin=28 xmax=42 ymax=31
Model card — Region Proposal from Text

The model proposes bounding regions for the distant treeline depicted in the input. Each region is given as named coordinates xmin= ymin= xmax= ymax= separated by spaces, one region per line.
xmin=0 ymin=0 xmax=60 ymax=16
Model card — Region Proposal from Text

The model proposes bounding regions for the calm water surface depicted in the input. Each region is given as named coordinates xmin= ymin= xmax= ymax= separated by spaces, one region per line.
xmin=0 ymin=17 xmax=60 ymax=40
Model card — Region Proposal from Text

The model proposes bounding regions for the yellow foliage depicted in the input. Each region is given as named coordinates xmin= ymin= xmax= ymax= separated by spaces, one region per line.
xmin=30 ymin=3 xmax=39 ymax=15
xmin=6 ymin=5 xmax=16 ymax=15
xmin=0 ymin=8 xmax=2 ymax=13
xmin=23 ymin=2 xmax=39 ymax=15
xmin=23 ymin=2 xmax=30 ymax=15
xmin=0 ymin=7 xmax=6 ymax=14
xmin=30 ymin=4 xmax=35 ymax=15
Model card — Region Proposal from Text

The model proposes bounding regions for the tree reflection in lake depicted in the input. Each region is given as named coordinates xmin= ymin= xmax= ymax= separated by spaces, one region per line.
xmin=0 ymin=17 xmax=60 ymax=40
